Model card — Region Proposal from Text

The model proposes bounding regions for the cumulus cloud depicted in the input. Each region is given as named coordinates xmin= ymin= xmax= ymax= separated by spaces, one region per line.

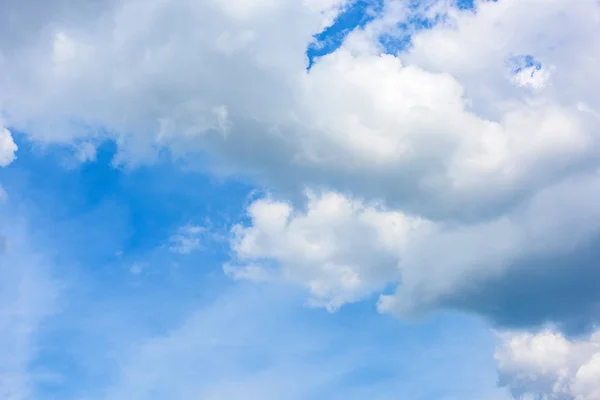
xmin=1 ymin=0 xmax=595 ymax=217
xmin=5 ymin=1 xmax=600 ymax=397
xmin=496 ymin=329 xmax=600 ymax=399
xmin=230 ymin=191 xmax=427 ymax=310
xmin=2 ymin=0 xmax=600 ymax=332
xmin=233 ymin=166 xmax=600 ymax=330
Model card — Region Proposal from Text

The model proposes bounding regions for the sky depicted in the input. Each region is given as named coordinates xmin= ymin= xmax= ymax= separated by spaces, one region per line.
xmin=1 ymin=0 xmax=600 ymax=399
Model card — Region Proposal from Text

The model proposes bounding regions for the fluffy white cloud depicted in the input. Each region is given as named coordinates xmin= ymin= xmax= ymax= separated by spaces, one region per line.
xmin=233 ymin=166 xmax=600 ymax=328
xmin=496 ymin=329 xmax=600 ymax=399
xmin=2 ymin=0 xmax=600 ymax=330
xmin=229 ymin=191 xmax=428 ymax=310
xmin=0 ymin=0 xmax=348 ymax=163
xmin=403 ymin=0 xmax=600 ymax=112
xmin=0 ymin=127 xmax=17 ymax=167
xmin=299 ymin=41 xmax=593 ymax=218
xmin=0 ymin=0 xmax=596 ymax=218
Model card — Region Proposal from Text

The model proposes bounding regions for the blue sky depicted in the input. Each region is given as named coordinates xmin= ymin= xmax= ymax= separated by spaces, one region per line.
xmin=2 ymin=0 xmax=600 ymax=399
xmin=1 ymin=123 xmax=507 ymax=400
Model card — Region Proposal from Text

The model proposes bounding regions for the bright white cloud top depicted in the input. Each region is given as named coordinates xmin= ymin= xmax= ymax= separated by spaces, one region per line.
xmin=1 ymin=0 xmax=600 ymax=398
xmin=496 ymin=329 xmax=600 ymax=399
xmin=0 ymin=127 xmax=17 ymax=167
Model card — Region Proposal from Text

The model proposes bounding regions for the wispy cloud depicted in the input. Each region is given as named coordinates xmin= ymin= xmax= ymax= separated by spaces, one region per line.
xmin=168 ymin=225 xmax=206 ymax=255
xmin=98 ymin=285 xmax=507 ymax=400
xmin=0 ymin=216 xmax=60 ymax=400
xmin=168 ymin=223 xmax=226 ymax=255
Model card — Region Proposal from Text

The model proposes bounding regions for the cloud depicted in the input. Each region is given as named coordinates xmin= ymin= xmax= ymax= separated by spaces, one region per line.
xmin=100 ymin=286 xmax=345 ymax=400
xmin=96 ymin=283 xmax=508 ymax=400
xmin=495 ymin=329 xmax=600 ymax=399
xmin=0 ymin=126 xmax=17 ymax=167
xmin=0 ymin=215 xmax=60 ymax=399
xmin=0 ymin=0 xmax=595 ymax=218
xmin=229 ymin=0 xmax=600 ymax=332
xmin=229 ymin=190 xmax=426 ymax=310
xmin=167 ymin=224 xmax=226 ymax=255
xmin=3 ymin=1 xmax=600 ymax=397
xmin=233 ymin=167 xmax=600 ymax=331
xmin=223 ymin=263 xmax=274 ymax=283
xmin=1 ymin=0 xmax=600 ymax=333
xmin=0 ymin=0 xmax=348 ymax=163
xmin=168 ymin=225 xmax=207 ymax=255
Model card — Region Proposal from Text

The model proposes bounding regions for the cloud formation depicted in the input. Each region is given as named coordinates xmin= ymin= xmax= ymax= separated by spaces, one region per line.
xmin=229 ymin=191 xmax=427 ymax=310
xmin=2 ymin=0 xmax=600 ymax=345
xmin=232 ymin=174 xmax=600 ymax=332
xmin=4 ymin=2 xmax=600 ymax=396
xmin=496 ymin=329 xmax=600 ymax=399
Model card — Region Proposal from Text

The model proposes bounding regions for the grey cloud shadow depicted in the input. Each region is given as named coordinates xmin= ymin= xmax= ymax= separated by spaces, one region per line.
xmin=445 ymin=233 xmax=600 ymax=336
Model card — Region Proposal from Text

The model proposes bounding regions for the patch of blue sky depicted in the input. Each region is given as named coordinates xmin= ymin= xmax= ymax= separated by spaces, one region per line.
xmin=1 ymin=135 xmax=248 ymax=327
xmin=1 ymin=134 xmax=254 ymax=398
xmin=0 ymin=132 xmax=510 ymax=399
xmin=33 ymin=283 xmax=506 ymax=399
xmin=304 ymin=0 xmax=487 ymax=66
xmin=510 ymin=54 xmax=543 ymax=73
xmin=305 ymin=0 xmax=476 ymax=61
xmin=457 ymin=0 xmax=476 ymax=10
xmin=3 ymin=133 xmax=251 ymax=262
xmin=379 ymin=0 xmax=469 ymax=55
xmin=307 ymin=0 xmax=384 ymax=68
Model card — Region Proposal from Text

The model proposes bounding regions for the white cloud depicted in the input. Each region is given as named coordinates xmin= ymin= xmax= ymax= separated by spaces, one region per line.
xmin=221 ymin=0 xmax=600 ymax=330
xmin=1 ymin=0 xmax=600 ymax=330
xmin=0 ymin=217 xmax=60 ymax=400
xmin=168 ymin=224 xmax=226 ymax=255
xmin=511 ymin=64 xmax=552 ymax=91
xmin=223 ymin=263 xmax=274 ymax=282
xmin=230 ymin=191 xmax=428 ymax=310
xmin=0 ymin=127 xmax=17 ymax=167
xmin=495 ymin=329 xmax=600 ymax=399
xmin=233 ymin=165 xmax=600 ymax=327
xmin=168 ymin=225 xmax=207 ymax=255
xmin=0 ymin=0 xmax=596 ymax=218
xmin=299 ymin=43 xmax=591 ymax=214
